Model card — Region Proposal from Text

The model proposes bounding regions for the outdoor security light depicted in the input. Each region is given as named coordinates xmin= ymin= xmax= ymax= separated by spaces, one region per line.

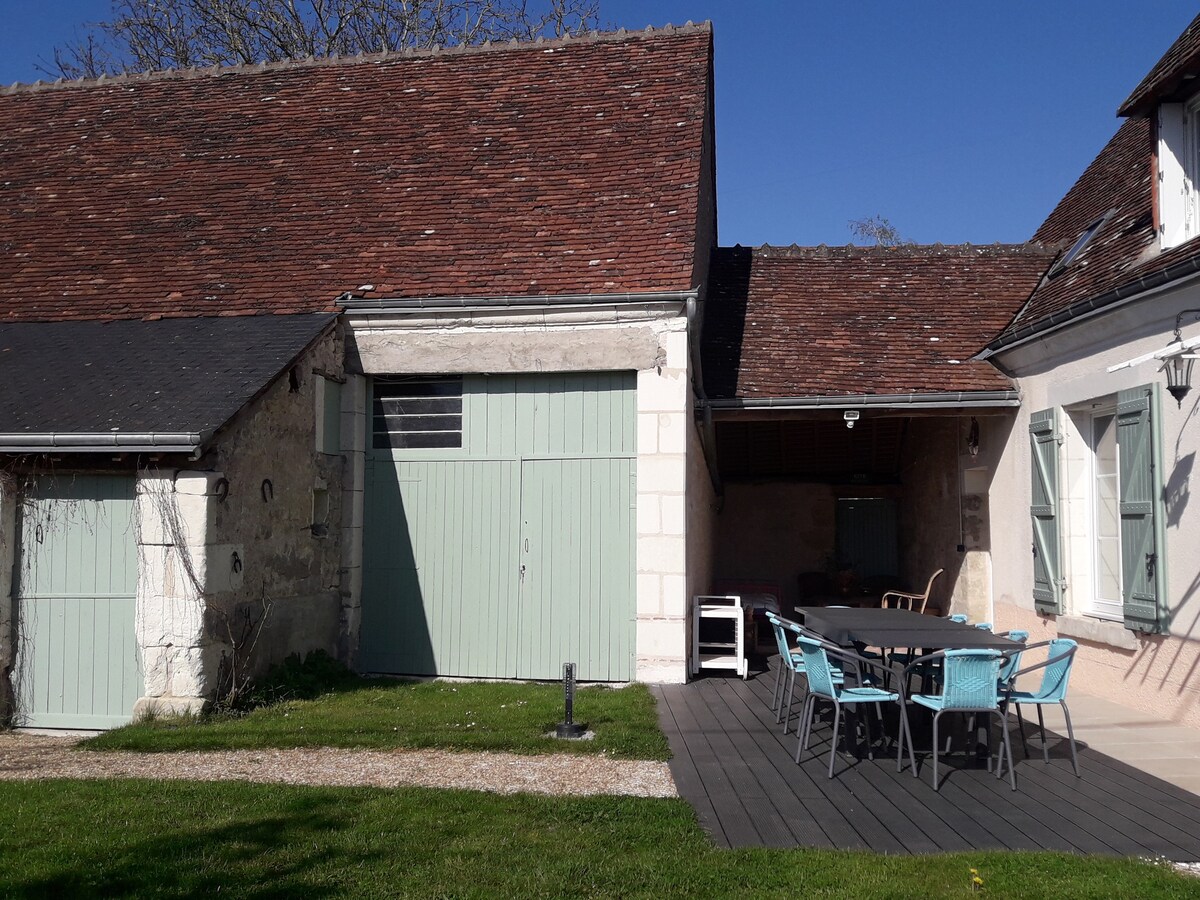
xmin=844 ymin=410 xmax=860 ymax=429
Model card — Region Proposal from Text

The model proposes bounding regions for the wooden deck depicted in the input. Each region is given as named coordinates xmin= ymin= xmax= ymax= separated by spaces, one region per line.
xmin=653 ymin=664 xmax=1200 ymax=858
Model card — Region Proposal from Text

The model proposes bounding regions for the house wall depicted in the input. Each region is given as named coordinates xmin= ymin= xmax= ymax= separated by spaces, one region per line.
xmin=0 ymin=475 xmax=16 ymax=720
xmin=711 ymin=482 xmax=835 ymax=615
xmin=135 ymin=330 xmax=346 ymax=716
xmin=344 ymin=304 xmax=696 ymax=683
xmin=991 ymin=279 xmax=1200 ymax=727
xmin=684 ymin=413 xmax=718 ymax=660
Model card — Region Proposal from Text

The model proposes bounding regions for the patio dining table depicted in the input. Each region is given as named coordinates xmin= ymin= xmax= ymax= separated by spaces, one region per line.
xmin=794 ymin=607 xmax=1019 ymax=651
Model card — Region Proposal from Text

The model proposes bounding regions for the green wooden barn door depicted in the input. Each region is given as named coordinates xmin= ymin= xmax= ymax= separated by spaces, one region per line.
xmin=360 ymin=372 xmax=636 ymax=680
xmin=13 ymin=475 xmax=141 ymax=729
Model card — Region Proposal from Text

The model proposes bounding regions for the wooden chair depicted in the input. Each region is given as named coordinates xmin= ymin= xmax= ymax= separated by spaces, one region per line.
xmin=880 ymin=568 xmax=944 ymax=615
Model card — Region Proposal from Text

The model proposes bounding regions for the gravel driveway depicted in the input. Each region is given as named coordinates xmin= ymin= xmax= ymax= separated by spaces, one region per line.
xmin=0 ymin=733 xmax=676 ymax=798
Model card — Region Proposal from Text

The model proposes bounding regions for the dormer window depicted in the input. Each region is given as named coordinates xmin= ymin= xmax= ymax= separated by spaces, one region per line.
xmin=1157 ymin=97 xmax=1200 ymax=248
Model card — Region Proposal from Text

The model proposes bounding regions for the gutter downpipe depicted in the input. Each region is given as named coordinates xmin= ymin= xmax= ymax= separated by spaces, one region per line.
xmin=704 ymin=391 xmax=1020 ymax=411
xmin=685 ymin=295 xmax=723 ymax=500
xmin=977 ymin=259 xmax=1200 ymax=360
xmin=337 ymin=290 xmax=697 ymax=313
xmin=0 ymin=432 xmax=207 ymax=459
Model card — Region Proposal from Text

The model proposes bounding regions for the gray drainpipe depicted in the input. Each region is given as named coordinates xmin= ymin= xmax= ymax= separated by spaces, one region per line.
xmin=0 ymin=432 xmax=207 ymax=458
xmin=685 ymin=295 xmax=723 ymax=499
xmin=704 ymin=391 xmax=1020 ymax=410
xmin=338 ymin=290 xmax=697 ymax=312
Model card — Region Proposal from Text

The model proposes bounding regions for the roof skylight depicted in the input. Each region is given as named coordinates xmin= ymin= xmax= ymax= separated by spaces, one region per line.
xmin=1047 ymin=209 xmax=1114 ymax=279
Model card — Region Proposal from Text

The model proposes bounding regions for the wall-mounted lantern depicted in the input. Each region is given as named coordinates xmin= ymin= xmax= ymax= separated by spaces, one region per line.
xmin=1162 ymin=309 xmax=1200 ymax=408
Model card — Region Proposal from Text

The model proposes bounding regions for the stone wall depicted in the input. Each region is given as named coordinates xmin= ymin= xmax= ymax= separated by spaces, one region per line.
xmin=134 ymin=329 xmax=346 ymax=716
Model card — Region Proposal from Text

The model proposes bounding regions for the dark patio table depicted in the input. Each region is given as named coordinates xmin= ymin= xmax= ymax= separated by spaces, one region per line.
xmin=795 ymin=606 xmax=1019 ymax=650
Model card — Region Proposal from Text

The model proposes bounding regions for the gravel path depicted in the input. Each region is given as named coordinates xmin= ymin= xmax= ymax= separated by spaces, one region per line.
xmin=0 ymin=733 xmax=676 ymax=798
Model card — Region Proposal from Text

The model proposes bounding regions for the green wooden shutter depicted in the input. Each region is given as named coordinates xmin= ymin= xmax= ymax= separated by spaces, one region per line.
xmin=1029 ymin=408 xmax=1063 ymax=615
xmin=1117 ymin=383 xmax=1167 ymax=633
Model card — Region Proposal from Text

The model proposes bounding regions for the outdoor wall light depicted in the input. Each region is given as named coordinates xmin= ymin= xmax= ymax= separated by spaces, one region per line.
xmin=844 ymin=410 xmax=860 ymax=429
xmin=1163 ymin=309 xmax=1200 ymax=408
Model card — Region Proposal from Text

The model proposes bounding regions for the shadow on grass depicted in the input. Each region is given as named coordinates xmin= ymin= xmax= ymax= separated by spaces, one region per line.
xmin=7 ymin=789 xmax=379 ymax=899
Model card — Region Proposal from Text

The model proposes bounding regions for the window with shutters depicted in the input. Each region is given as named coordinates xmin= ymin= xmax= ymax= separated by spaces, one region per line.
xmin=1042 ymin=384 xmax=1168 ymax=633
xmin=1158 ymin=96 xmax=1200 ymax=249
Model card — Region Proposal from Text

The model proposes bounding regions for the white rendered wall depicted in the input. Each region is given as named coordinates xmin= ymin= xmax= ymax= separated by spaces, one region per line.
xmin=990 ymin=279 xmax=1200 ymax=727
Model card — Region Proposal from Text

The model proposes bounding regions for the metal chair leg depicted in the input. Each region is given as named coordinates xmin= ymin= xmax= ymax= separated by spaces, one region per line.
xmin=1061 ymin=701 xmax=1080 ymax=776
xmin=1000 ymin=710 xmax=1017 ymax=791
xmin=1036 ymin=704 xmax=1049 ymax=763
xmin=781 ymin=670 xmax=796 ymax=732
xmin=1015 ymin=704 xmax=1029 ymax=757
xmin=795 ymin=694 xmax=814 ymax=763
xmin=931 ymin=711 xmax=942 ymax=791
xmin=771 ymin=658 xmax=783 ymax=712
xmin=828 ymin=703 xmax=842 ymax=779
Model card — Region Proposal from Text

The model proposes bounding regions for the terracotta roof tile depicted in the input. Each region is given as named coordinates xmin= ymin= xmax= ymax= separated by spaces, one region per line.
xmin=1119 ymin=13 xmax=1200 ymax=117
xmin=997 ymin=116 xmax=1200 ymax=344
xmin=0 ymin=26 xmax=712 ymax=322
xmin=703 ymin=244 xmax=1054 ymax=399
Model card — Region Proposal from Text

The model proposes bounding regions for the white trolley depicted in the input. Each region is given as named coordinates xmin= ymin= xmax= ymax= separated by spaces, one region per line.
xmin=690 ymin=594 xmax=748 ymax=679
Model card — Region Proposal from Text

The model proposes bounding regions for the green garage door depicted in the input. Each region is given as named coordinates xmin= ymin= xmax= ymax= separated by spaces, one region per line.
xmin=13 ymin=475 xmax=142 ymax=729
xmin=360 ymin=372 xmax=636 ymax=681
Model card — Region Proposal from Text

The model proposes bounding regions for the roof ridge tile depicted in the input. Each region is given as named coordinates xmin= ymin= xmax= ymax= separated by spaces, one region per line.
xmin=0 ymin=21 xmax=713 ymax=95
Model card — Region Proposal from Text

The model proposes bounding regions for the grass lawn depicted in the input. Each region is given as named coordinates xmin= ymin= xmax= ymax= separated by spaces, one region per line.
xmin=0 ymin=779 xmax=1194 ymax=898
xmin=82 ymin=678 xmax=670 ymax=760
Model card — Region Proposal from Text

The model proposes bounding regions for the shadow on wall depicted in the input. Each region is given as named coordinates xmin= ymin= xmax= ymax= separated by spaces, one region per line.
xmin=357 ymin=456 xmax=435 ymax=677
xmin=1164 ymin=452 xmax=1193 ymax=528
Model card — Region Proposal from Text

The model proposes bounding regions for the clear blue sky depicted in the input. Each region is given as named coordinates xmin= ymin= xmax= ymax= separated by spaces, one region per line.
xmin=3 ymin=1 xmax=1197 ymax=246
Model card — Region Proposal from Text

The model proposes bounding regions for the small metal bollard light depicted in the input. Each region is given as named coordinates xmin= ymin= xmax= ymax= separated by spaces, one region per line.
xmin=556 ymin=661 xmax=586 ymax=739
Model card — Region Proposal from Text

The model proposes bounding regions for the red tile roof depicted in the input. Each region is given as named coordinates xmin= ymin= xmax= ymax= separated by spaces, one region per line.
xmin=994 ymin=116 xmax=1200 ymax=346
xmin=1119 ymin=13 xmax=1200 ymax=117
xmin=0 ymin=26 xmax=712 ymax=322
xmin=702 ymin=244 xmax=1055 ymax=400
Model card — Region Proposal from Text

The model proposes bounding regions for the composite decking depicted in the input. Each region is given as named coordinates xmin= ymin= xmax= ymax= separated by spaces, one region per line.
xmin=653 ymin=664 xmax=1200 ymax=858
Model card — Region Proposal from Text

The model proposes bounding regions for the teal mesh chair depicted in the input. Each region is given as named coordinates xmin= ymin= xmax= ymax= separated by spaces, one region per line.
xmin=906 ymin=649 xmax=1017 ymax=791
xmin=773 ymin=618 xmax=843 ymax=734
xmin=948 ymin=614 xmax=969 ymax=624
xmin=766 ymin=611 xmax=802 ymax=721
xmin=996 ymin=630 xmax=1029 ymax=686
xmin=974 ymin=622 xmax=993 ymax=631
xmin=793 ymin=633 xmax=914 ymax=779
xmin=999 ymin=638 xmax=1080 ymax=777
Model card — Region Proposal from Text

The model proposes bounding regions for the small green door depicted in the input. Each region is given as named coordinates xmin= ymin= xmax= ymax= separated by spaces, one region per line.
xmin=13 ymin=475 xmax=141 ymax=729
xmin=360 ymin=372 xmax=636 ymax=680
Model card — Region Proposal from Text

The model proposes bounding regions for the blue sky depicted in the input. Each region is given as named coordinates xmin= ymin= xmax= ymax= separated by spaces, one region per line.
xmin=3 ymin=1 xmax=1197 ymax=246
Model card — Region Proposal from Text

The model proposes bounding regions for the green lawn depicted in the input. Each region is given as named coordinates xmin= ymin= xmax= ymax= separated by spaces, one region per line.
xmin=0 ymin=779 xmax=1193 ymax=898
xmin=82 ymin=679 xmax=671 ymax=760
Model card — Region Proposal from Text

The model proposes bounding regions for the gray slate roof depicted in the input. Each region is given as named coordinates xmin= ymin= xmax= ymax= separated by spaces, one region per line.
xmin=0 ymin=313 xmax=335 ymax=452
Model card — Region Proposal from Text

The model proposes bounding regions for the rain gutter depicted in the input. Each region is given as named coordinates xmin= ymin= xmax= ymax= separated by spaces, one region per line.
xmin=337 ymin=290 xmax=697 ymax=313
xmin=703 ymin=391 xmax=1020 ymax=411
xmin=0 ymin=431 xmax=206 ymax=456
xmin=978 ymin=257 xmax=1200 ymax=360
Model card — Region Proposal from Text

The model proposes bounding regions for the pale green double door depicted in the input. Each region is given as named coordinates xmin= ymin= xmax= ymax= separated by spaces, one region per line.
xmin=13 ymin=475 xmax=142 ymax=728
xmin=360 ymin=373 xmax=637 ymax=681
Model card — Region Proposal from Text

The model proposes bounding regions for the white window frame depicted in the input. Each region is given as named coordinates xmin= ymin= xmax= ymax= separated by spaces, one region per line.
xmin=1086 ymin=407 xmax=1123 ymax=621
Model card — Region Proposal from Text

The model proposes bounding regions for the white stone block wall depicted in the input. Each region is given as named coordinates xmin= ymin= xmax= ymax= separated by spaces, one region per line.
xmin=635 ymin=322 xmax=692 ymax=682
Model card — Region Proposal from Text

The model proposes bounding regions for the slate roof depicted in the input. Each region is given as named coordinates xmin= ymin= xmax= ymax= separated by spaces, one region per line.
xmin=1119 ymin=13 xmax=1200 ymax=117
xmin=0 ymin=313 xmax=334 ymax=448
xmin=0 ymin=25 xmax=712 ymax=323
xmin=702 ymin=244 xmax=1055 ymax=400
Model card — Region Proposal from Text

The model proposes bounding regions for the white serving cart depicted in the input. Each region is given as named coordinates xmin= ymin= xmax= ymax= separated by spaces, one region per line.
xmin=690 ymin=594 xmax=748 ymax=679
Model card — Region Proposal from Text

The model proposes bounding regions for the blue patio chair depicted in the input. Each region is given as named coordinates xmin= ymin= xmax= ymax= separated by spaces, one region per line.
xmin=774 ymin=618 xmax=843 ymax=734
xmin=974 ymin=622 xmax=993 ymax=631
xmin=998 ymin=638 xmax=1080 ymax=777
xmin=905 ymin=649 xmax=1018 ymax=791
xmin=948 ymin=614 xmax=969 ymax=624
xmin=793 ymin=634 xmax=915 ymax=779
xmin=765 ymin=611 xmax=802 ymax=719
